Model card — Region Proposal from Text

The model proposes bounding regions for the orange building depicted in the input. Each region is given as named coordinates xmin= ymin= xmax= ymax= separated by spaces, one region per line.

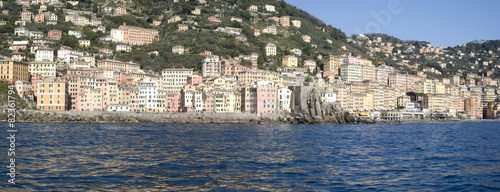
xmin=36 ymin=77 xmax=68 ymax=111
xmin=0 ymin=59 xmax=29 ymax=83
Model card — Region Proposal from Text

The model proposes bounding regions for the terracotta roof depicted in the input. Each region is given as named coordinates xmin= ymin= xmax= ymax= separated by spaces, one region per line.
xmin=11 ymin=52 xmax=26 ymax=55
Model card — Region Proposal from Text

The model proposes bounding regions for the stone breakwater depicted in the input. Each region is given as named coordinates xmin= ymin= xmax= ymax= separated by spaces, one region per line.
xmin=0 ymin=108 xmax=356 ymax=124
xmin=0 ymin=109 xmax=280 ymax=124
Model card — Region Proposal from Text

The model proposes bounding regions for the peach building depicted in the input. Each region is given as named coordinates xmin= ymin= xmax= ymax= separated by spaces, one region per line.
xmin=37 ymin=77 xmax=68 ymax=111
xmin=118 ymin=24 xmax=159 ymax=45
xmin=237 ymin=69 xmax=269 ymax=86
xmin=280 ymin=16 xmax=290 ymax=27
xmin=78 ymin=86 xmax=103 ymax=111
xmin=21 ymin=9 xmax=31 ymax=21
xmin=0 ymin=59 xmax=29 ymax=83
xmin=34 ymin=13 xmax=44 ymax=23
xmin=114 ymin=7 xmax=127 ymax=15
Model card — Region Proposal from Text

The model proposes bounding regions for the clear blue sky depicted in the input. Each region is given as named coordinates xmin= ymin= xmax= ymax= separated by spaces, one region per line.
xmin=285 ymin=0 xmax=500 ymax=47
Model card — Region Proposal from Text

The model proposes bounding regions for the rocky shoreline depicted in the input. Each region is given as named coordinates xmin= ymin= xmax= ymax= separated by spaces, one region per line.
xmin=0 ymin=109 xmax=281 ymax=124
xmin=0 ymin=109 xmax=495 ymax=124
xmin=0 ymin=109 xmax=357 ymax=124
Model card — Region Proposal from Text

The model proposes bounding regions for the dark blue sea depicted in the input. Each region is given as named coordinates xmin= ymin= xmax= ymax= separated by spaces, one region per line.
xmin=1 ymin=121 xmax=499 ymax=191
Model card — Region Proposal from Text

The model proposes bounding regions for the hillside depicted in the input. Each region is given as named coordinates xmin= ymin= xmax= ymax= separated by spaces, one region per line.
xmin=354 ymin=34 xmax=500 ymax=79
xmin=113 ymin=0 xmax=367 ymax=73
xmin=0 ymin=0 xmax=498 ymax=79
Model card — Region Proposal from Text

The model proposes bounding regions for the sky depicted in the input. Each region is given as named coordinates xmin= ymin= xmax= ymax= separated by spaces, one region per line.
xmin=284 ymin=0 xmax=500 ymax=47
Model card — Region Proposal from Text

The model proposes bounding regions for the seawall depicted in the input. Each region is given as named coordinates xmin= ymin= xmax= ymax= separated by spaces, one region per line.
xmin=0 ymin=109 xmax=280 ymax=124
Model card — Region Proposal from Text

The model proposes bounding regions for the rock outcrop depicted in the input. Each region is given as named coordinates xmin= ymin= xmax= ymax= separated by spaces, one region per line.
xmin=285 ymin=86 xmax=356 ymax=124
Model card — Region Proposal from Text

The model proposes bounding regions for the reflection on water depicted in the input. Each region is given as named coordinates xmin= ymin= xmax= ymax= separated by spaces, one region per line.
xmin=1 ymin=122 xmax=499 ymax=191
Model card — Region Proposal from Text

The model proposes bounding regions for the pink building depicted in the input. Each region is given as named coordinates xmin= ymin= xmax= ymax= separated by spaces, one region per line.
xmin=268 ymin=16 xmax=279 ymax=23
xmin=119 ymin=24 xmax=159 ymax=45
xmin=256 ymin=81 xmax=277 ymax=115
xmin=221 ymin=60 xmax=247 ymax=76
xmin=187 ymin=75 xmax=202 ymax=85
xmin=203 ymin=93 xmax=214 ymax=113
xmin=242 ymin=81 xmax=277 ymax=115
xmin=208 ymin=16 xmax=221 ymax=23
xmin=48 ymin=30 xmax=62 ymax=40
xmin=166 ymin=93 xmax=179 ymax=112
xmin=152 ymin=20 xmax=161 ymax=26
xmin=352 ymin=94 xmax=364 ymax=112
xmin=30 ymin=74 xmax=43 ymax=97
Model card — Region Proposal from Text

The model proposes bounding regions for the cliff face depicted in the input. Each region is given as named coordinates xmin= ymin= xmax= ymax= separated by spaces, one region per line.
xmin=283 ymin=86 xmax=356 ymax=124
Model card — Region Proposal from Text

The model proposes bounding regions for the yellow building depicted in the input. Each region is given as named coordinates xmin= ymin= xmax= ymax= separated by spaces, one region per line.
xmin=282 ymin=55 xmax=298 ymax=68
xmin=37 ymin=77 xmax=67 ymax=111
xmin=0 ymin=59 xmax=29 ymax=83
xmin=78 ymin=40 xmax=90 ymax=47
xmin=323 ymin=55 xmax=342 ymax=75
xmin=363 ymin=92 xmax=374 ymax=111
xmin=362 ymin=65 xmax=376 ymax=81
xmin=267 ymin=71 xmax=279 ymax=82
xmin=29 ymin=61 xmax=56 ymax=77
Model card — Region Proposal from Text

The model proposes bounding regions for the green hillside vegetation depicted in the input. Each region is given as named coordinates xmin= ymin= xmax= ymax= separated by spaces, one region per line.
xmin=112 ymin=0 xmax=367 ymax=73
xmin=0 ymin=81 xmax=36 ymax=109
xmin=0 ymin=0 xmax=498 ymax=79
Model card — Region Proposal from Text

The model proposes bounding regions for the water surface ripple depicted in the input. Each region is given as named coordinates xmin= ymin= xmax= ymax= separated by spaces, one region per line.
xmin=1 ymin=122 xmax=499 ymax=191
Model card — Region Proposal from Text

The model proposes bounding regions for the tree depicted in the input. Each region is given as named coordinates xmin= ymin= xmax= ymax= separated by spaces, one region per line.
xmin=305 ymin=76 xmax=313 ymax=85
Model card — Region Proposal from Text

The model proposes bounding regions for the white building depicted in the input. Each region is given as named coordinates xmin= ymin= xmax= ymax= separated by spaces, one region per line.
xmin=64 ymin=54 xmax=79 ymax=63
xmin=278 ymin=88 xmax=291 ymax=112
xmin=291 ymin=48 xmax=302 ymax=56
xmin=110 ymin=28 xmax=124 ymax=42
xmin=265 ymin=5 xmax=275 ymax=12
xmin=137 ymin=81 xmax=158 ymax=110
xmin=108 ymin=104 xmax=130 ymax=111
xmin=265 ymin=43 xmax=277 ymax=56
xmin=320 ymin=90 xmax=337 ymax=103
xmin=29 ymin=31 xmax=43 ymax=39
xmin=340 ymin=64 xmax=362 ymax=82
xmin=14 ymin=27 xmax=29 ymax=36
xmin=291 ymin=20 xmax=301 ymax=28
xmin=116 ymin=44 xmax=132 ymax=52
xmin=35 ymin=47 xmax=54 ymax=62
xmin=68 ymin=30 xmax=82 ymax=38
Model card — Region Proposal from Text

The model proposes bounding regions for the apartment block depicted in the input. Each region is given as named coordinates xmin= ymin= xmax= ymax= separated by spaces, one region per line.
xmin=0 ymin=59 xmax=29 ymax=83
xmin=37 ymin=77 xmax=68 ymax=111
